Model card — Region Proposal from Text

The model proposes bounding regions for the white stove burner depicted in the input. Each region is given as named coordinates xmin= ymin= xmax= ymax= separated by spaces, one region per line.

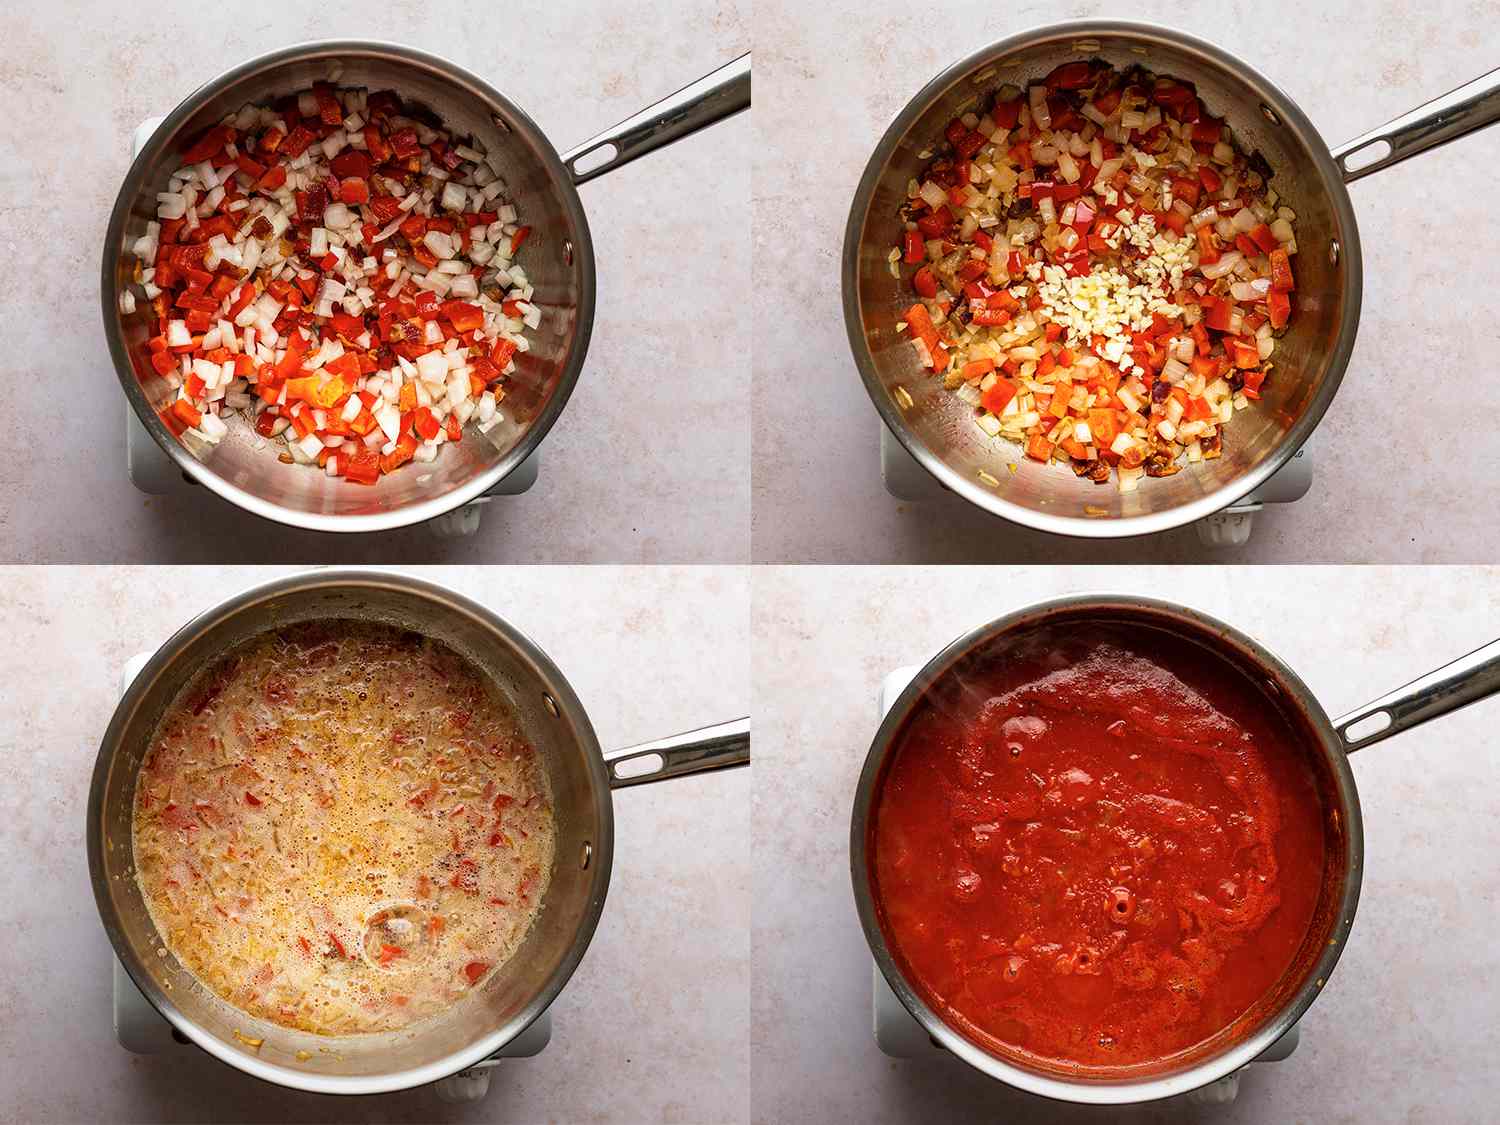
xmin=879 ymin=427 xmax=1312 ymax=547
xmin=124 ymin=118 xmax=538 ymax=540
xmin=112 ymin=653 xmax=550 ymax=1102
xmin=872 ymin=665 xmax=1300 ymax=1106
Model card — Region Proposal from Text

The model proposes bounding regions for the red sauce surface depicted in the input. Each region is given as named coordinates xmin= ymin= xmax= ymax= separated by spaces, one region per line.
xmin=871 ymin=622 xmax=1328 ymax=1073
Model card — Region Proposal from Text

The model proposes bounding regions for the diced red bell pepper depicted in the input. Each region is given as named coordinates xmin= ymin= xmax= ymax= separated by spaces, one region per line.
xmin=364 ymin=125 xmax=392 ymax=162
xmin=339 ymin=177 xmax=369 ymax=204
xmin=1202 ymin=296 xmax=1236 ymax=333
xmin=1158 ymin=209 xmax=1187 ymax=236
xmin=971 ymin=307 xmax=1012 ymax=328
xmin=1184 ymin=395 xmax=1214 ymax=422
xmin=980 ymin=378 xmax=1018 ymax=415
xmin=1151 ymin=78 xmax=1197 ymax=108
xmin=1266 ymin=289 xmax=1291 ymax=330
xmin=330 ymin=151 xmax=371 ymax=180
xmin=1025 ymin=433 xmax=1055 ymax=462
xmin=1249 ymin=223 xmax=1280 ymax=254
xmin=1044 ymin=61 xmax=1095 ymax=90
xmin=490 ymin=338 xmax=517 ymax=371
xmin=389 ymin=128 xmax=421 ymax=159
xmin=414 ymin=406 xmax=441 ymax=440
xmin=328 ymin=312 xmax=365 ymax=339
xmin=991 ymin=96 xmax=1022 ymax=130
xmin=915 ymin=206 xmax=953 ymax=239
xmin=182 ymin=125 xmax=232 ymax=164
xmin=1197 ymin=225 xmax=1220 ymax=264
xmin=442 ymin=301 xmax=485 ymax=333
xmin=342 ymin=446 xmax=380 ymax=485
xmin=912 ymin=266 xmax=939 ymax=300
xmin=1191 ymin=119 xmax=1223 ymax=144
xmin=399 ymin=214 xmax=427 ymax=242
xmin=510 ymin=226 xmax=531 ymax=254
xmin=171 ymin=399 xmax=203 ymax=428
xmin=312 ymin=82 xmax=343 ymax=125
xmin=1269 ymin=248 xmax=1295 ymax=292
xmin=1228 ymin=339 xmax=1262 ymax=368
xmin=380 ymin=432 xmax=419 ymax=474
xmin=902 ymin=230 xmax=925 ymax=264
xmin=281 ymin=125 xmax=317 ymax=159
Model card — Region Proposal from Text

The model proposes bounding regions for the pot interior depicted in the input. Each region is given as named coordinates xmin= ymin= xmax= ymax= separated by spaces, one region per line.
xmin=857 ymin=599 xmax=1360 ymax=1100
xmin=847 ymin=24 xmax=1359 ymax=532
xmin=90 ymin=575 xmax=611 ymax=1088
xmin=103 ymin=43 xmax=592 ymax=526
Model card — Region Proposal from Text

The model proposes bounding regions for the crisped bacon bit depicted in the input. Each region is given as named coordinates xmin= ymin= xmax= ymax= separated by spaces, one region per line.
xmin=128 ymin=82 xmax=534 ymax=480
xmin=244 ymin=791 xmax=262 ymax=806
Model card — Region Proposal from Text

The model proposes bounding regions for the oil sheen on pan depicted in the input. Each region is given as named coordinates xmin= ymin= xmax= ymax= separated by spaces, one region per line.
xmin=869 ymin=621 xmax=1327 ymax=1074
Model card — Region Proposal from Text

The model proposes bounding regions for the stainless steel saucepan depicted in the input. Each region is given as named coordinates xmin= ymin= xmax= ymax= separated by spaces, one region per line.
xmin=844 ymin=20 xmax=1500 ymax=537
xmin=88 ymin=569 xmax=749 ymax=1094
xmin=102 ymin=41 xmax=750 ymax=533
xmin=850 ymin=593 xmax=1500 ymax=1104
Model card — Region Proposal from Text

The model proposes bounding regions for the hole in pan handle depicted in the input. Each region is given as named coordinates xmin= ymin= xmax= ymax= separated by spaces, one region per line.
xmin=1330 ymin=67 xmax=1500 ymax=183
xmin=602 ymin=717 xmax=750 ymax=789
xmin=1332 ymin=637 xmax=1500 ymax=753
xmin=561 ymin=53 xmax=751 ymax=186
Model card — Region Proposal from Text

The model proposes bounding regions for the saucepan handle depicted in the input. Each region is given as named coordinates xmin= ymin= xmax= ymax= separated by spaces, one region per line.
xmin=561 ymin=53 xmax=750 ymax=186
xmin=603 ymin=717 xmax=750 ymax=789
xmin=1333 ymin=638 xmax=1500 ymax=753
xmin=1331 ymin=68 xmax=1500 ymax=183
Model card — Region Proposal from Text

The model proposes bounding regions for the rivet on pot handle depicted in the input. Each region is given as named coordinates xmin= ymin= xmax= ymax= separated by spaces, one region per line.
xmin=1333 ymin=638 xmax=1500 ymax=753
xmin=1331 ymin=68 xmax=1500 ymax=182
xmin=562 ymin=53 xmax=750 ymax=186
xmin=603 ymin=717 xmax=750 ymax=788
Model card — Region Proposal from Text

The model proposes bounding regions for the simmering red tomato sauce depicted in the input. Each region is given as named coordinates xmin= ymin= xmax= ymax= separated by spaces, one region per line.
xmin=871 ymin=621 xmax=1328 ymax=1073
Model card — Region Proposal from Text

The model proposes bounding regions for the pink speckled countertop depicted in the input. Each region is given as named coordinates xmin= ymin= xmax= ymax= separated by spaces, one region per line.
xmin=0 ymin=0 xmax=749 ymax=564
xmin=0 ymin=566 xmax=749 ymax=1124
xmin=751 ymin=565 xmax=1500 ymax=1123
xmin=752 ymin=0 xmax=1500 ymax=562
